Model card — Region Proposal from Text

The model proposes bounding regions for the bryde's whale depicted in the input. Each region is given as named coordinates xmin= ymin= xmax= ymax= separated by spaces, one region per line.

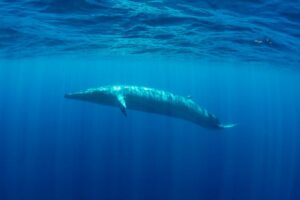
xmin=64 ymin=85 xmax=236 ymax=129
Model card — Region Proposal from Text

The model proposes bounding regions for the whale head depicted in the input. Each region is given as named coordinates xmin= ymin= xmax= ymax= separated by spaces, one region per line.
xmin=64 ymin=87 xmax=118 ymax=106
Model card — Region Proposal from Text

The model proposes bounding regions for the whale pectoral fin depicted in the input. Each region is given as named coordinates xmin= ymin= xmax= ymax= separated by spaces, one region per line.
xmin=120 ymin=106 xmax=127 ymax=116
xmin=117 ymin=94 xmax=127 ymax=117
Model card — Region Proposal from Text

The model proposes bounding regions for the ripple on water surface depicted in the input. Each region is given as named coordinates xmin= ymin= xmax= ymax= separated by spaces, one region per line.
xmin=0 ymin=0 xmax=299 ymax=67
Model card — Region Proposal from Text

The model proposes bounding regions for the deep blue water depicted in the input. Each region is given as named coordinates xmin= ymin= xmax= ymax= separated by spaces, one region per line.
xmin=1 ymin=1 xmax=300 ymax=200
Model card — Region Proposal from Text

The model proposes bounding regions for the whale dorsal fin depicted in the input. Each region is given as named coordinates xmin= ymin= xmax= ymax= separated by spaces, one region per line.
xmin=117 ymin=94 xmax=127 ymax=116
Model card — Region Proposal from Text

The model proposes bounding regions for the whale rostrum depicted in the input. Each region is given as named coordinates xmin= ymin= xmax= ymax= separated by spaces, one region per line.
xmin=64 ymin=85 xmax=236 ymax=129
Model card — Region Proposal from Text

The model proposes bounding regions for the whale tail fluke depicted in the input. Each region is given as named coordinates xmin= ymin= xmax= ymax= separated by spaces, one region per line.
xmin=218 ymin=123 xmax=237 ymax=129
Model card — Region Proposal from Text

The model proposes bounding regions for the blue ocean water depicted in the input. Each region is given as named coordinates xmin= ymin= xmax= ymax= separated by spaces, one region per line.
xmin=1 ymin=0 xmax=300 ymax=66
xmin=1 ymin=1 xmax=300 ymax=200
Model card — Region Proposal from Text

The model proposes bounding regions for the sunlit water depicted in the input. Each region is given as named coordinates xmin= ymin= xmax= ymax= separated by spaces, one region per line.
xmin=1 ymin=0 xmax=300 ymax=67
xmin=1 ymin=1 xmax=300 ymax=200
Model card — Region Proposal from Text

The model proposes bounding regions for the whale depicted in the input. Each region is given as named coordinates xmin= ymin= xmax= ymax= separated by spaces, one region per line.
xmin=64 ymin=85 xmax=236 ymax=129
